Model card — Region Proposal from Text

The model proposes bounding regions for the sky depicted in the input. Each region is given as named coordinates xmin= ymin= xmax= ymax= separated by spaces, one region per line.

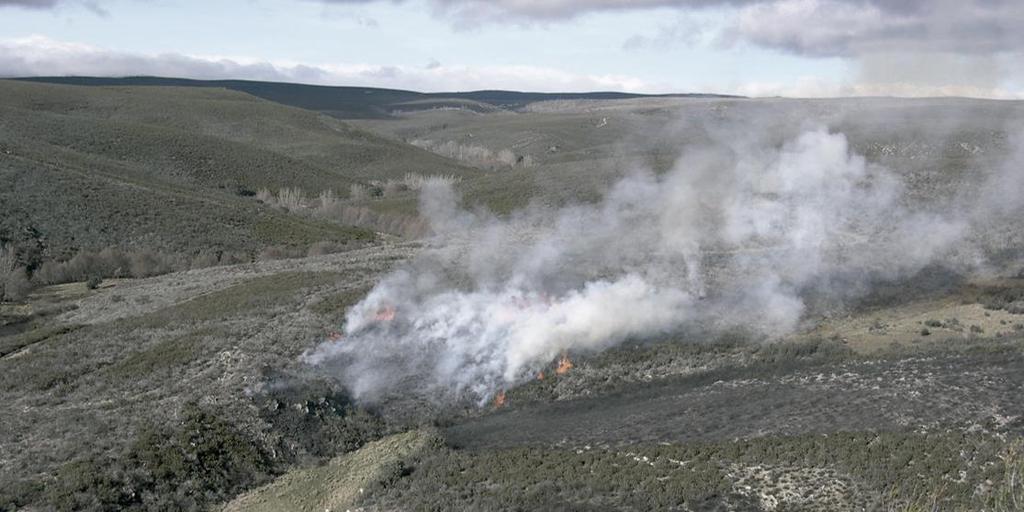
xmin=1 ymin=0 xmax=1023 ymax=98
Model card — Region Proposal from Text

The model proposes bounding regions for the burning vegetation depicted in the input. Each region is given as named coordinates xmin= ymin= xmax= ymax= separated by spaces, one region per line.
xmin=493 ymin=390 xmax=507 ymax=408
xmin=374 ymin=305 xmax=396 ymax=322
xmin=556 ymin=352 xmax=574 ymax=375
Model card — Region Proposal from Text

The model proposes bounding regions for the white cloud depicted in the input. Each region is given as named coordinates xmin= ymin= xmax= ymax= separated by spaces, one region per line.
xmin=726 ymin=76 xmax=1024 ymax=100
xmin=731 ymin=0 xmax=1024 ymax=58
xmin=0 ymin=35 xmax=662 ymax=93
xmin=3 ymin=35 xmax=1021 ymax=98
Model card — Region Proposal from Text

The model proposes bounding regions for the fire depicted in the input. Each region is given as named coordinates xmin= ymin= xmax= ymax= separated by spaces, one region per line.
xmin=374 ymin=305 xmax=396 ymax=322
xmin=555 ymin=352 xmax=574 ymax=375
xmin=493 ymin=390 xmax=507 ymax=408
xmin=326 ymin=331 xmax=344 ymax=342
xmin=536 ymin=371 xmax=545 ymax=381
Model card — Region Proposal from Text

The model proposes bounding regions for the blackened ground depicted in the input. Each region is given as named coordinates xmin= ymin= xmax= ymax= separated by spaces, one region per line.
xmin=446 ymin=339 xmax=1024 ymax=449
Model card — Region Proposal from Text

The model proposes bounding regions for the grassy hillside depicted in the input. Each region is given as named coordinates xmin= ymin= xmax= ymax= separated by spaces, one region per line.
xmin=0 ymin=79 xmax=478 ymax=264
xmin=16 ymin=76 xmax=740 ymax=119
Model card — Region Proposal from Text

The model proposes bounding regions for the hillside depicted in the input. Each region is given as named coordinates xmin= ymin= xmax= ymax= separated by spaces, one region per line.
xmin=16 ymin=76 xmax=740 ymax=119
xmin=0 ymin=79 xmax=476 ymax=263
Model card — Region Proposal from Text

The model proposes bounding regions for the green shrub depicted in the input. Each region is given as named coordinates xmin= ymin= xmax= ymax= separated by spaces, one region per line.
xmin=86 ymin=275 xmax=102 ymax=290
xmin=45 ymin=402 xmax=273 ymax=511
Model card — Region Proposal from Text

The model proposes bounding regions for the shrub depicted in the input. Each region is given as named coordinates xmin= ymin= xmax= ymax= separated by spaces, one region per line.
xmin=0 ymin=267 xmax=33 ymax=302
xmin=129 ymin=250 xmax=174 ymax=278
xmin=97 ymin=247 xmax=131 ymax=277
xmin=382 ymin=180 xmax=407 ymax=197
xmin=44 ymin=403 xmax=273 ymax=511
xmin=218 ymin=251 xmax=251 ymax=265
xmin=85 ymin=275 xmax=102 ymax=290
xmin=65 ymin=251 xmax=102 ymax=281
xmin=32 ymin=247 xmax=195 ymax=285
xmin=190 ymin=251 xmax=220 ymax=269
xmin=33 ymin=260 xmax=67 ymax=285
xmin=258 ymin=245 xmax=304 ymax=261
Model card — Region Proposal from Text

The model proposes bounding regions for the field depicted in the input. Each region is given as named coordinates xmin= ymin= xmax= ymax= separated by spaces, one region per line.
xmin=2 ymin=78 xmax=1023 ymax=511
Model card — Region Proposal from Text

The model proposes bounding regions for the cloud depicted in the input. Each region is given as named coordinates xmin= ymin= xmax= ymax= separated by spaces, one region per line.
xmin=11 ymin=0 xmax=1024 ymax=60
xmin=622 ymin=17 xmax=705 ymax=51
xmin=0 ymin=0 xmax=105 ymax=13
xmin=0 ymin=0 xmax=61 ymax=6
xmin=732 ymin=0 xmax=1024 ymax=58
xmin=4 ymin=36 xmax=1021 ymax=98
xmin=0 ymin=35 xmax=662 ymax=92
xmin=728 ymin=76 xmax=1024 ymax=100
xmin=309 ymin=0 xmax=1024 ymax=60
xmin=315 ymin=0 xmax=755 ymax=23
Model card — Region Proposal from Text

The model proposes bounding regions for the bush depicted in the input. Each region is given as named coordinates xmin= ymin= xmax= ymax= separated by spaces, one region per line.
xmin=86 ymin=275 xmax=102 ymax=290
xmin=190 ymin=251 xmax=220 ymax=269
xmin=0 ymin=267 xmax=33 ymax=302
xmin=45 ymin=403 xmax=273 ymax=511
xmin=33 ymin=247 xmax=187 ymax=285
xmin=129 ymin=250 xmax=176 ymax=278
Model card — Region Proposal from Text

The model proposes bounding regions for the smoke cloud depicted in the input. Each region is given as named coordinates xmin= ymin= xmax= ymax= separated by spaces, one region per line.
xmin=305 ymin=124 xmax=1017 ymax=404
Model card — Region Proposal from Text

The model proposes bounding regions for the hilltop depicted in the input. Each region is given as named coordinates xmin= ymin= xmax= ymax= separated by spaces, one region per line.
xmin=16 ymin=76 xmax=741 ymax=119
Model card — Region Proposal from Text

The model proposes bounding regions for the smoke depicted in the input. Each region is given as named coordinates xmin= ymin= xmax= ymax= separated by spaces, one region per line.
xmin=305 ymin=124 xmax=1016 ymax=404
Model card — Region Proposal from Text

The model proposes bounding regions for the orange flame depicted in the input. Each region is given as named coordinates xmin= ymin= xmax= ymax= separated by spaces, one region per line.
xmin=555 ymin=352 xmax=574 ymax=375
xmin=493 ymin=390 xmax=507 ymax=408
xmin=327 ymin=331 xmax=344 ymax=342
xmin=536 ymin=371 xmax=545 ymax=381
xmin=374 ymin=305 xmax=396 ymax=322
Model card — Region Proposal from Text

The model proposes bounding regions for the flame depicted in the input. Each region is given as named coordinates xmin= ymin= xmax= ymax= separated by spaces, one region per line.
xmin=536 ymin=371 xmax=545 ymax=381
xmin=493 ymin=390 xmax=507 ymax=408
xmin=326 ymin=331 xmax=344 ymax=342
xmin=374 ymin=305 xmax=396 ymax=322
xmin=555 ymin=352 xmax=574 ymax=375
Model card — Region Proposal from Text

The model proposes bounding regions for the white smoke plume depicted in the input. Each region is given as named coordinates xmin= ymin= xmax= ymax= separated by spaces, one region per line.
xmin=305 ymin=126 xmax=1013 ymax=404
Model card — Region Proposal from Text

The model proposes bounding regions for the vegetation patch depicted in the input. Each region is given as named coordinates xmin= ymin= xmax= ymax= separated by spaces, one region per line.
xmin=41 ymin=402 xmax=273 ymax=511
xmin=310 ymin=285 xmax=372 ymax=321
xmin=131 ymin=271 xmax=348 ymax=327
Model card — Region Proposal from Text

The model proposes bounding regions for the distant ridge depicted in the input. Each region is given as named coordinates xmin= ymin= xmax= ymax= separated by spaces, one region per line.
xmin=14 ymin=76 xmax=743 ymax=119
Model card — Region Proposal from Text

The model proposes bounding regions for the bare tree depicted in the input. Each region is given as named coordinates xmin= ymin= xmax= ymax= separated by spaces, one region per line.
xmin=349 ymin=183 xmax=371 ymax=201
xmin=277 ymin=188 xmax=305 ymax=210
xmin=0 ymin=243 xmax=14 ymax=275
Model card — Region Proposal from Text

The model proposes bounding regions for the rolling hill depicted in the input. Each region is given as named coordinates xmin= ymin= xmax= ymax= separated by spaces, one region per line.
xmin=0 ymin=79 xmax=476 ymax=263
xmin=15 ymin=76 xmax=741 ymax=119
